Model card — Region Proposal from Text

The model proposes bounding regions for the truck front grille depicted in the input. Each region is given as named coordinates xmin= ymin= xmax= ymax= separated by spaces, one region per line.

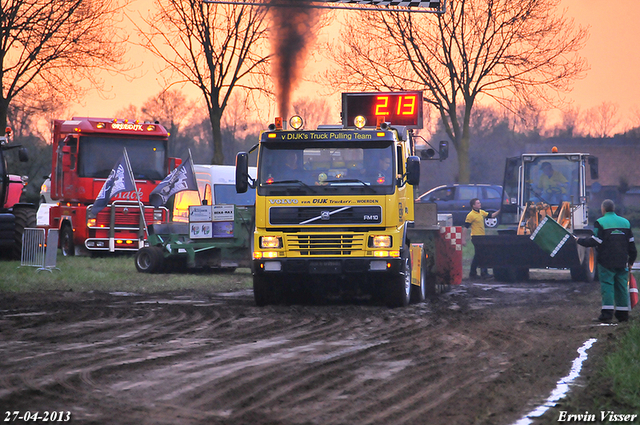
xmin=270 ymin=206 xmax=382 ymax=225
xmin=286 ymin=234 xmax=365 ymax=256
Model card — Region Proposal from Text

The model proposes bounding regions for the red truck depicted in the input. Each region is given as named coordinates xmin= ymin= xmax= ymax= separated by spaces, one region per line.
xmin=47 ymin=118 xmax=180 ymax=255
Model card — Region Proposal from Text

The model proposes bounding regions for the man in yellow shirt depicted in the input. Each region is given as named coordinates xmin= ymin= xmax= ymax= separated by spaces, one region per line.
xmin=537 ymin=162 xmax=568 ymax=204
xmin=465 ymin=198 xmax=500 ymax=279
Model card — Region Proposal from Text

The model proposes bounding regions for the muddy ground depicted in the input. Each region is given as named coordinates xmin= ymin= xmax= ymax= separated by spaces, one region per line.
xmin=0 ymin=271 xmax=629 ymax=425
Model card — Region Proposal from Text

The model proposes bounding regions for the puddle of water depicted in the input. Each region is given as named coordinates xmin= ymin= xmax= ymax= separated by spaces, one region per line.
xmin=135 ymin=299 xmax=208 ymax=305
xmin=109 ymin=292 xmax=140 ymax=297
xmin=513 ymin=338 xmax=597 ymax=425
xmin=2 ymin=311 xmax=51 ymax=318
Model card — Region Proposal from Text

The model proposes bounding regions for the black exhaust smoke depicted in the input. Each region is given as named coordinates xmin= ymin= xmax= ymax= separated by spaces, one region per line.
xmin=269 ymin=0 xmax=320 ymax=119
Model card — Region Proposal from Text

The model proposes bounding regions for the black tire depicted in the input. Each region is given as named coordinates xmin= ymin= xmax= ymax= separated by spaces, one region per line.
xmin=254 ymin=274 xmax=276 ymax=306
xmin=60 ymin=224 xmax=75 ymax=257
xmin=571 ymin=246 xmax=596 ymax=282
xmin=12 ymin=206 xmax=37 ymax=260
xmin=494 ymin=267 xmax=516 ymax=282
xmin=516 ymin=267 xmax=530 ymax=281
xmin=387 ymin=251 xmax=411 ymax=308
xmin=135 ymin=246 xmax=165 ymax=273
xmin=410 ymin=250 xmax=427 ymax=303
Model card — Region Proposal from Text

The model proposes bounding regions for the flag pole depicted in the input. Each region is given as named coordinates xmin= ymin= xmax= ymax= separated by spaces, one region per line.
xmin=123 ymin=148 xmax=149 ymax=240
xmin=188 ymin=149 xmax=203 ymax=205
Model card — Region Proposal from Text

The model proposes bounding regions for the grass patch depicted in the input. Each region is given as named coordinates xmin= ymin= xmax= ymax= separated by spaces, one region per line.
xmin=600 ymin=322 xmax=640 ymax=410
xmin=0 ymin=255 xmax=253 ymax=294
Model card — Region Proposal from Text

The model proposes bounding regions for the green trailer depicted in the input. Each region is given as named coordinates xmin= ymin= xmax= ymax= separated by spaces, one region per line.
xmin=134 ymin=205 xmax=254 ymax=273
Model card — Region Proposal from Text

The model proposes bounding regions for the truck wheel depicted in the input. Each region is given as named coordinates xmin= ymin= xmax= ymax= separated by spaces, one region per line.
xmin=135 ymin=246 xmax=164 ymax=273
xmin=254 ymin=274 xmax=276 ymax=306
xmin=571 ymin=247 xmax=596 ymax=282
xmin=12 ymin=206 xmax=37 ymax=260
xmin=516 ymin=268 xmax=529 ymax=281
xmin=387 ymin=252 xmax=411 ymax=308
xmin=60 ymin=224 xmax=75 ymax=257
xmin=410 ymin=250 xmax=427 ymax=303
xmin=494 ymin=267 xmax=516 ymax=282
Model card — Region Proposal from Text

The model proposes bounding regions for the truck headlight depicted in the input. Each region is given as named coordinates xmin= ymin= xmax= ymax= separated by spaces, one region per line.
xmin=153 ymin=210 xmax=163 ymax=222
xmin=87 ymin=218 xmax=97 ymax=228
xmin=260 ymin=236 xmax=282 ymax=249
xmin=369 ymin=235 xmax=392 ymax=248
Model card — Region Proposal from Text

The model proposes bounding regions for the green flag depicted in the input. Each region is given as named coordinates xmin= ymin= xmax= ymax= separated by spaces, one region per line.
xmin=530 ymin=216 xmax=572 ymax=257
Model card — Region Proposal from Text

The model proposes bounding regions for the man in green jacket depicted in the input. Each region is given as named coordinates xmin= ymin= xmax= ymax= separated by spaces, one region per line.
xmin=577 ymin=199 xmax=637 ymax=322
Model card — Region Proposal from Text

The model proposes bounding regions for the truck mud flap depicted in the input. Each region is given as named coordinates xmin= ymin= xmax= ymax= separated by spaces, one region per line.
xmin=472 ymin=234 xmax=580 ymax=269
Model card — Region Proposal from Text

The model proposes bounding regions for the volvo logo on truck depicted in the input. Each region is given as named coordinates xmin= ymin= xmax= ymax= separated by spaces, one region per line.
xmin=269 ymin=199 xmax=298 ymax=204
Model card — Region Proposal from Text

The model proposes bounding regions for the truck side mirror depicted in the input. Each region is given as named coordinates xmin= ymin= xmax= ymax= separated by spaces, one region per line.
xmin=420 ymin=148 xmax=435 ymax=159
xmin=235 ymin=152 xmax=249 ymax=193
xmin=18 ymin=147 xmax=28 ymax=162
xmin=588 ymin=157 xmax=599 ymax=180
xmin=439 ymin=141 xmax=449 ymax=160
xmin=406 ymin=156 xmax=420 ymax=186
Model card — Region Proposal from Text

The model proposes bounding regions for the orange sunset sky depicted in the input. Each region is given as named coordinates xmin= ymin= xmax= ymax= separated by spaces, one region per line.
xmin=69 ymin=0 xmax=640 ymax=133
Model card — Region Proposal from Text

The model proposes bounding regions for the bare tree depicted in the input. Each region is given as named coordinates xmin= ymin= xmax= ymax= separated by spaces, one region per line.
xmin=326 ymin=0 xmax=588 ymax=182
xmin=551 ymin=106 xmax=582 ymax=137
xmin=0 ymin=0 xmax=128 ymax=134
xmin=584 ymin=102 xmax=620 ymax=138
xmin=291 ymin=97 xmax=334 ymax=130
xmin=135 ymin=0 xmax=271 ymax=165
xmin=140 ymin=90 xmax=195 ymax=125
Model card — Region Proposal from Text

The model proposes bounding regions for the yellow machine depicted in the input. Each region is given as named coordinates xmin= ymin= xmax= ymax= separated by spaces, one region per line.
xmin=473 ymin=151 xmax=599 ymax=282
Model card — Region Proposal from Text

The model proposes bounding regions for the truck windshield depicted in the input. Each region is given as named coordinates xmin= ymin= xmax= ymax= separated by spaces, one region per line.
xmin=523 ymin=157 xmax=580 ymax=205
xmin=258 ymin=142 xmax=395 ymax=196
xmin=77 ymin=136 xmax=167 ymax=180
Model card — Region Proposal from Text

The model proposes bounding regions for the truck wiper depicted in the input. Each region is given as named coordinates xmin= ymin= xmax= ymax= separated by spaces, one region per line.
xmin=324 ymin=179 xmax=377 ymax=193
xmin=267 ymin=179 xmax=317 ymax=193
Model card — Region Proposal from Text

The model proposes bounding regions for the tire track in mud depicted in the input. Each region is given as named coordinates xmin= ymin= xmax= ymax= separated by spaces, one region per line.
xmin=0 ymin=280 xmax=608 ymax=425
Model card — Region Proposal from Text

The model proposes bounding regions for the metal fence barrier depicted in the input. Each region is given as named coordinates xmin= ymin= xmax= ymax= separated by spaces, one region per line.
xmin=20 ymin=228 xmax=60 ymax=272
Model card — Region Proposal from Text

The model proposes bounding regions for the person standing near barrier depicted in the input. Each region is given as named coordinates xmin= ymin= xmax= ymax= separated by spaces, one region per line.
xmin=465 ymin=198 xmax=500 ymax=279
xmin=577 ymin=199 xmax=637 ymax=322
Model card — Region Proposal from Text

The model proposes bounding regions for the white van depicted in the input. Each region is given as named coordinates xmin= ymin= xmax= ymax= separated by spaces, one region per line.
xmin=172 ymin=164 xmax=256 ymax=223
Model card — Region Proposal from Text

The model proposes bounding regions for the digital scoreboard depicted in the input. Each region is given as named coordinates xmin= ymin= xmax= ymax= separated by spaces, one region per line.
xmin=342 ymin=91 xmax=423 ymax=129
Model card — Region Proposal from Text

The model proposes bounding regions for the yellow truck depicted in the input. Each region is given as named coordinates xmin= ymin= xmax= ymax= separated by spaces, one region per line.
xmin=235 ymin=91 xmax=457 ymax=307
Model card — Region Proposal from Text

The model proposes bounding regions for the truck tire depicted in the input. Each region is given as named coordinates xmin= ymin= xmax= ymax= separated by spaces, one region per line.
xmin=516 ymin=268 xmax=530 ymax=281
xmin=494 ymin=267 xmax=528 ymax=282
xmin=494 ymin=267 xmax=515 ymax=282
xmin=12 ymin=206 xmax=36 ymax=260
xmin=387 ymin=252 xmax=411 ymax=308
xmin=135 ymin=246 xmax=165 ymax=273
xmin=571 ymin=247 xmax=596 ymax=282
xmin=60 ymin=225 xmax=75 ymax=257
xmin=254 ymin=274 xmax=277 ymax=306
xmin=410 ymin=250 xmax=427 ymax=303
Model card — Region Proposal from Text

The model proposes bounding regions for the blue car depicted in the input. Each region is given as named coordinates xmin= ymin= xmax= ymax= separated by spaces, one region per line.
xmin=415 ymin=184 xmax=505 ymax=227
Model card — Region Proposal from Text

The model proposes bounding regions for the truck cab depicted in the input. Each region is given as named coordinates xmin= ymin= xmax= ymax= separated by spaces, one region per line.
xmin=501 ymin=152 xmax=598 ymax=232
